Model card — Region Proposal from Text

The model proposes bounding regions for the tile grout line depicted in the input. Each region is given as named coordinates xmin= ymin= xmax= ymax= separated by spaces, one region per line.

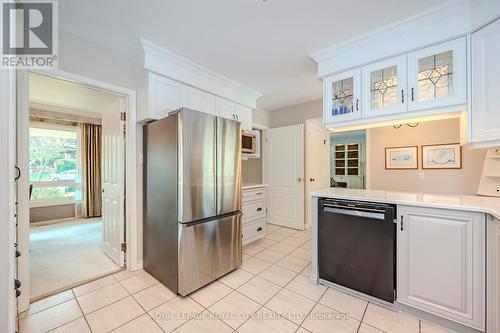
xmin=356 ymin=302 xmax=369 ymax=333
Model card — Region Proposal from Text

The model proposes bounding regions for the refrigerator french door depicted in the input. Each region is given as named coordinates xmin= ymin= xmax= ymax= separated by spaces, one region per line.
xmin=143 ymin=108 xmax=242 ymax=296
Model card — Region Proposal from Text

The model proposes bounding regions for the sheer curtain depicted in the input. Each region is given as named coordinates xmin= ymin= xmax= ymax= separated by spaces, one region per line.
xmin=80 ymin=123 xmax=102 ymax=217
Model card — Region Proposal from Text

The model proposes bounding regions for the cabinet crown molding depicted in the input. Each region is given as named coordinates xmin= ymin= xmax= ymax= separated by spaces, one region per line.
xmin=309 ymin=0 xmax=471 ymax=77
xmin=139 ymin=37 xmax=261 ymax=108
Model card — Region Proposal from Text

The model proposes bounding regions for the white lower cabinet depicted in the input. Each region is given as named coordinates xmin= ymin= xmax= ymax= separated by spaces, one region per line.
xmin=397 ymin=205 xmax=485 ymax=330
xmin=242 ymin=186 xmax=267 ymax=245
xmin=487 ymin=216 xmax=500 ymax=333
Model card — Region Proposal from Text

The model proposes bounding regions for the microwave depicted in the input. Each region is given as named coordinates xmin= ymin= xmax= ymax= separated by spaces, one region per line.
xmin=241 ymin=131 xmax=257 ymax=154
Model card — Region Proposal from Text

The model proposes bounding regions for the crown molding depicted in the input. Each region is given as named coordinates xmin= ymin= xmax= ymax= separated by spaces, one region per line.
xmin=139 ymin=38 xmax=262 ymax=108
xmin=309 ymin=0 xmax=472 ymax=77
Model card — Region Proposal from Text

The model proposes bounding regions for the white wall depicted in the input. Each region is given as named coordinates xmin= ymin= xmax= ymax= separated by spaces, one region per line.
xmin=369 ymin=118 xmax=486 ymax=195
xmin=270 ymin=99 xmax=322 ymax=128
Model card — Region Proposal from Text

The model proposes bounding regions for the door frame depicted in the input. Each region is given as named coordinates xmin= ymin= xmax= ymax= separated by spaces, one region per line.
xmin=16 ymin=69 xmax=138 ymax=312
xmin=305 ymin=118 xmax=330 ymax=229
xmin=0 ymin=67 xmax=18 ymax=333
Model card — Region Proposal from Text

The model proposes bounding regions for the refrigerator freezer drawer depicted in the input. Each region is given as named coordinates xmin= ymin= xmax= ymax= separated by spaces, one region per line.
xmin=178 ymin=214 xmax=242 ymax=296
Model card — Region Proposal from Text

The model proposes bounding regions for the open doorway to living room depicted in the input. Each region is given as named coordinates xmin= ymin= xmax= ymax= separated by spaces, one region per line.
xmin=27 ymin=72 xmax=126 ymax=300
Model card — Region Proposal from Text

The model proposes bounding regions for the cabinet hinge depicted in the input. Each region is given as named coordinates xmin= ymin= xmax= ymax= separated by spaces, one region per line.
xmin=120 ymin=112 xmax=126 ymax=121
xmin=121 ymin=243 xmax=127 ymax=252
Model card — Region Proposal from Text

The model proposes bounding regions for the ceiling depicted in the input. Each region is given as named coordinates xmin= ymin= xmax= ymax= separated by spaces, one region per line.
xmin=29 ymin=73 xmax=121 ymax=117
xmin=59 ymin=0 xmax=448 ymax=111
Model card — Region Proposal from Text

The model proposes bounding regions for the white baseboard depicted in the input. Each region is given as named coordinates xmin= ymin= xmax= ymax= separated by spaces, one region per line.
xmin=137 ymin=260 xmax=143 ymax=270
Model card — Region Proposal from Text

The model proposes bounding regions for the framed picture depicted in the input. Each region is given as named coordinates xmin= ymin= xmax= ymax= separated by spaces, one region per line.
xmin=385 ymin=146 xmax=418 ymax=169
xmin=422 ymin=143 xmax=462 ymax=169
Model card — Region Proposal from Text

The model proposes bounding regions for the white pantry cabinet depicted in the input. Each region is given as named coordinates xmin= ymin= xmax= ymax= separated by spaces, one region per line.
xmin=397 ymin=205 xmax=485 ymax=330
xmin=407 ymin=37 xmax=467 ymax=112
xmin=470 ymin=18 xmax=500 ymax=147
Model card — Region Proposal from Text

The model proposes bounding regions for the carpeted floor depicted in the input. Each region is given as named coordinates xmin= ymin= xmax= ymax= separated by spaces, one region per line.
xmin=29 ymin=218 xmax=121 ymax=300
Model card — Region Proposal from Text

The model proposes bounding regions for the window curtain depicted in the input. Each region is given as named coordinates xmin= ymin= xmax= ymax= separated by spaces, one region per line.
xmin=80 ymin=123 xmax=102 ymax=217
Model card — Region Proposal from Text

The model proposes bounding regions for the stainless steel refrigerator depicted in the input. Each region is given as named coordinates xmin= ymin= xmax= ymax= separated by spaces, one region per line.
xmin=143 ymin=108 xmax=242 ymax=296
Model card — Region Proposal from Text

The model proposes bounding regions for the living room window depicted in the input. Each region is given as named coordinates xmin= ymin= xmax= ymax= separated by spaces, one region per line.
xmin=29 ymin=122 xmax=80 ymax=205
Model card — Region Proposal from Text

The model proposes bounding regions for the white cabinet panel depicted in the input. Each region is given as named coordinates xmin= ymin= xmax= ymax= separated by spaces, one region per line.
xmin=487 ymin=217 xmax=500 ymax=333
xmin=324 ymin=68 xmax=362 ymax=125
xmin=150 ymin=73 xmax=187 ymax=119
xmin=407 ymin=37 xmax=467 ymax=112
xmin=235 ymin=104 xmax=252 ymax=131
xmin=471 ymin=18 xmax=500 ymax=146
xmin=215 ymin=96 xmax=236 ymax=120
xmin=186 ymin=87 xmax=216 ymax=115
xmin=362 ymin=55 xmax=407 ymax=118
xmin=397 ymin=206 xmax=485 ymax=330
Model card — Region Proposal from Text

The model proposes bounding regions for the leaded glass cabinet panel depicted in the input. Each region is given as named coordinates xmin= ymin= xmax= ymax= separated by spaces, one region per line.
xmin=324 ymin=68 xmax=362 ymax=124
xmin=362 ymin=55 xmax=407 ymax=118
xmin=408 ymin=37 xmax=467 ymax=111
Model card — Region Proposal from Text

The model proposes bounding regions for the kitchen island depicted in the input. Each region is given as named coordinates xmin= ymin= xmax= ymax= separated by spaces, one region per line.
xmin=310 ymin=188 xmax=500 ymax=333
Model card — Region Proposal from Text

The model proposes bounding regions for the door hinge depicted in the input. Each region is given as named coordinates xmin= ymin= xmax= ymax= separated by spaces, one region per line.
xmin=121 ymin=243 xmax=127 ymax=252
xmin=323 ymin=140 xmax=327 ymax=145
xmin=120 ymin=112 xmax=126 ymax=121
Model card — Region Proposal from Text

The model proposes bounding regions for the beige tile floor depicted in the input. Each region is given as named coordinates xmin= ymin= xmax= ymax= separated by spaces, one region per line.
xmin=20 ymin=224 xmax=453 ymax=333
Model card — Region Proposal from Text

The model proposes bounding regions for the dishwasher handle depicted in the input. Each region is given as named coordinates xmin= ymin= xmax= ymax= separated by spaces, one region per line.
xmin=323 ymin=206 xmax=386 ymax=220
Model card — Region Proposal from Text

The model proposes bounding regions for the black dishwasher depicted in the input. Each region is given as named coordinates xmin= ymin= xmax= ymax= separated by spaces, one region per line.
xmin=318 ymin=198 xmax=397 ymax=303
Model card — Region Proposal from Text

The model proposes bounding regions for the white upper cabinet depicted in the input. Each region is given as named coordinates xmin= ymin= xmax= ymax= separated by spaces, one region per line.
xmin=235 ymin=104 xmax=252 ymax=131
xmin=186 ymin=87 xmax=216 ymax=115
xmin=215 ymin=96 xmax=252 ymax=131
xmin=397 ymin=206 xmax=485 ymax=330
xmin=324 ymin=68 xmax=362 ymax=124
xmin=362 ymin=55 xmax=407 ymax=118
xmin=321 ymin=37 xmax=467 ymax=128
xmin=471 ymin=18 xmax=500 ymax=147
xmin=149 ymin=73 xmax=187 ymax=120
xmin=215 ymin=96 xmax=236 ymax=120
xmin=407 ymin=37 xmax=467 ymax=112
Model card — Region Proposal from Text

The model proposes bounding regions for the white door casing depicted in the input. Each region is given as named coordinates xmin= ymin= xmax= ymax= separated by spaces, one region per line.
xmin=265 ymin=124 xmax=304 ymax=230
xmin=305 ymin=119 xmax=330 ymax=228
xmin=101 ymin=97 xmax=126 ymax=267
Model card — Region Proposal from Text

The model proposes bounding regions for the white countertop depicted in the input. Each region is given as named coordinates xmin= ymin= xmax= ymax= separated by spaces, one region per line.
xmin=311 ymin=188 xmax=500 ymax=220
xmin=242 ymin=183 xmax=268 ymax=190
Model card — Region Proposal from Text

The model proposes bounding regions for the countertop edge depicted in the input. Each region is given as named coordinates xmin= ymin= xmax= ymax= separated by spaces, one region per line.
xmin=311 ymin=190 xmax=500 ymax=220
xmin=242 ymin=184 xmax=268 ymax=190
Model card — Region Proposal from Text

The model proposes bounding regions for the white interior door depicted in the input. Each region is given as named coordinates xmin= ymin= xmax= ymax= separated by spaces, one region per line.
xmin=265 ymin=124 xmax=304 ymax=230
xmin=101 ymin=97 xmax=126 ymax=267
xmin=305 ymin=119 xmax=330 ymax=228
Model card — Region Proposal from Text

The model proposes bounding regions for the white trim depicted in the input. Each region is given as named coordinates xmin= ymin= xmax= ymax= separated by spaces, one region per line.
xmin=310 ymin=0 xmax=471 ymax=77
xmin=139 ymin=38 xmax=262 ymax=108
xmin=17 ymin=69 xmax=139 ymax=311
xmin=0 ymin=65 xmax=17 ymax=333
xmin=365 ymin=128 xmax=372 ymax=190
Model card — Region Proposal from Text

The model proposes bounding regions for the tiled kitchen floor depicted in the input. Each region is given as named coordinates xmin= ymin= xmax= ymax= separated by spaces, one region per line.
xmin=19 ymin=224 xmax=452 ymax=333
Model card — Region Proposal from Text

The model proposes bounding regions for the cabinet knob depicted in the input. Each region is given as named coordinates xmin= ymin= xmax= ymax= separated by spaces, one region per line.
xmin=310 ymin=178 xmax=315 ymax=182
xmin=257 ymin=207 xmax=262 ymax=212
xmin=257 ymin=227 xmax=263 ymax=232
xmin=297 ymin=178 xmax=302 ymax=182
xmin=256 ymin=192 xmax=262 ymax=195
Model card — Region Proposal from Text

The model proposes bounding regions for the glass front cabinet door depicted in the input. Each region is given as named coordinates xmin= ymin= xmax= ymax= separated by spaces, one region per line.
xmin=362 ymin=55 xmax=407 ymax=118
xmin=324 ymin=68 xmax=362 ymax=124
xmin=407 ymin=37 xmax=467 ymax=112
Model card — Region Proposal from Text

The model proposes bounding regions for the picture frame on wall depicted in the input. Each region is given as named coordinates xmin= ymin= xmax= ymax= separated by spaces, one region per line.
xmin=385 ymin=146 xmax=418 ymax=169
xmin=422 ymin=143 xmax=462 ymax=169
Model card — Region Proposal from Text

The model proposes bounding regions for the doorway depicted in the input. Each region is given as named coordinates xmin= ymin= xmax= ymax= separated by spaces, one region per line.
xmin=22 ymin=72 xmax=127 ymax=301
xmin=330 ymin=130 xmax=366 ymax=189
